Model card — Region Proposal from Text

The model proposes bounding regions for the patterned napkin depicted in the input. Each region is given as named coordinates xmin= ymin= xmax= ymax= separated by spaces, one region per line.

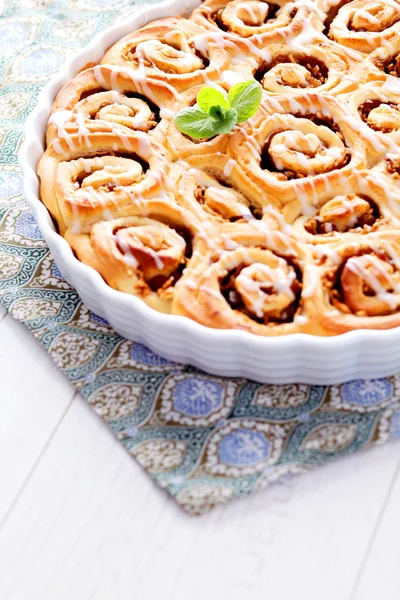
xmin=1 ymin=0 xmax=400 ymax=515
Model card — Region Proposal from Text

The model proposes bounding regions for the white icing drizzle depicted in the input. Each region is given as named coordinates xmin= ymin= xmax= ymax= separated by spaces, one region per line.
xmin=52 ymin=139 xmax=64 ymax=154
xmin=221 ymin=234 xmax=240 ymax=250
xmin=286 ymin=19 xmax=323 ymax=50
xmin=200 ymin=284 xmax=223 ymax=301
xmin=302 ymin=265 xmax=319 ymax=298
xmin=223 ymin=158 xmax=237 ymax=177
xmin=159 ymin=108 xmax=174 ymax=119
xmin=43 ymin=8 xmax=400 ymax=333
xmin=248 ymin=219 xmax=296 ymax=254
xmin=93 ymin=63 xmax=182 ymax=102
xmin=235 ymin=261 xmax=296 ymax=318
xmin=220 ymin=70 xmax=247 ymax=86
xmin=192 ymin=30 xmax=272 ymax=65
xmin=382 ymin=78 xmax=400 ymax=96
xmin=49 ymin=110 xmax=76 ymax=151
xmin=112 ymin=230 xmax=139 ymax=268
xmin=346 ymin=254 xmax=400 ymax=310
xmin=294 ymin=314 xmax=309 ymax=325
xmin=313 ymin=244 xmax=341 ymax=265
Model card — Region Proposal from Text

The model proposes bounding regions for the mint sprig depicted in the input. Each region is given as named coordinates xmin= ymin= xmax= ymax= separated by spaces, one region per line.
xmin=174 ymin=80 xmax=262 ymax=140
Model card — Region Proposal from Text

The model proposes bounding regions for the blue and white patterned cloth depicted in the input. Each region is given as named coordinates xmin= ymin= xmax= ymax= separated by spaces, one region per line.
xmin=1 ymin=0 xmax=400 ymax=514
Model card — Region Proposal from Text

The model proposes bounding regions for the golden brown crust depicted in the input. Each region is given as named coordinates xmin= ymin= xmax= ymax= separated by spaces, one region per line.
xmin=66 ymin=199 xmax=199 ymax=313
xmin=359 ymin=34 xmax=400 ymax=89
xmin=325 ymin=0 xmax=400 ymax=54
xmin=255 ymin=40 xmax=360 ymax=96
xmin=346 ymin=80 xmax=400 ymax=147
xmin=171 ymin=161 xmax=267 ymax=226
xmin=227 ymin=93 xmax=380 ymax=206
xmin=101 ymin=17 xmax=230 ymax=91
xmin=190 ymin=0 xmax=322 ymax=42
xmin=312 ymin=232 xmax=400 ymax=333
xmin=285 ymin=170 xmax=400 ymax=243
xmin=46 ymin=65 xmax=178 ymax=146
xmin=38 ymin=131 xmax=171 ymax=234
xmin=173 ymin=223 xmax=318 ymax=335
xmin=37 ymin=7 xmax=400 ymax=337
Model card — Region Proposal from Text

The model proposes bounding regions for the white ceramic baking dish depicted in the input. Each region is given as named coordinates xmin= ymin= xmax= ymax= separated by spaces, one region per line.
xmin=19 ymin=0 xmax=400 ymax=384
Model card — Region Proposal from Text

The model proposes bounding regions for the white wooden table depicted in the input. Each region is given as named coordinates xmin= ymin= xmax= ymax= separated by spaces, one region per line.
xmin=0 ymin=303 xmax=399 ymax=600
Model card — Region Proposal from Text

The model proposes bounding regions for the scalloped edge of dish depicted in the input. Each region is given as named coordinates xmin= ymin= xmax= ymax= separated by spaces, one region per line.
xmin=19 ymin=0 xmax=400 ymax=384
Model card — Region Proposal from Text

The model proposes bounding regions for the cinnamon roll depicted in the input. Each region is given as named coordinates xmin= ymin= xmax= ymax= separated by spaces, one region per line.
xmin=66 ymin=200 xmax=197 ymax=313
xmin=38 ymin=131 xmax=170 ymax=234
xmin=101 ymin=17 xmax=230 ymax=92
xmin=286 ymin=171 xmax=400 ymax=243
xmin=173 ymin=223 xmax=315 ymax=334
xmin=190 ymin=0 xmax=320 ymax=42
xmin=46 ymin=65 xmax=178 ymax=146
xmin=317 ymin=0 xmax=352 ymax=32
xmin=38 ymin=5 xmax=400 ymax=338
xmin=364 ymin=36 xmax=400 ymax=88
xmin=377 ymin=151 xmax=400 ymax=183
xmin=254 ymin=41 xmax=358 ymax=96
xmin=313 ymin=233 xmax=400 ymax=333
xmin=327 ymin=0 xmax=400 ymax=55
xmin=227 ymin=93 xmax=379 ymax=207
xmin=346 ymin=80 xmax=400 ymax=152
xmin=172 ymin=161 xmax=269 ymax=225
xmin=184 ymin=31 xmax=259 ymax=85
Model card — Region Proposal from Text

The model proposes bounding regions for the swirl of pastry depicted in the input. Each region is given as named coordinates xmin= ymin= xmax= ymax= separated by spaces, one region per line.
xmin=304 ymin=195 xmax=381 ymax=233
xmin=65 ymin=200 xmax=197 ymax=313
xmin=46 ymin=65 xmax=178 ymax=146
xmin=229 ymin=254 xmax=298 ymax=320
xmin=255 ymin=41 xmax=358 ymax=96
xmin=328 ymin=0 xmax=400 ymax=54
xmin=227 ymin=93 xmax=378 ymax=207
xmin=346 ymin=80 xmax=400 ymax=149
xmin=194 ymin=33 xmax=259 ymax=84
xmin=380 ymin=151 xmax=400 ymax=182
xmin=341 ymin=253 xmax=399 ymax=315
xmin=101 ymin=17 xmax=230 ymax=92
xmin=173 ymin=224 xmax=313 ymax=334
xmin=268 ymin=127 xmax=347 ymax=176
xmin=313 ymin=234 xmax=400 ymax=332
xmin=190 ymin=0 xmax=319 ymax=41
xmin=285 ymin=171 xmax=398 ymax=243
xmin=171 ymin=161 xmax=271 ymax=226
xmin=38 ymin=131 xmax=171 ymax=234
xmin=364 ymin=36 xmax=400 ymax=88
xmin=316 ymin=0 xmax=350 ymax=31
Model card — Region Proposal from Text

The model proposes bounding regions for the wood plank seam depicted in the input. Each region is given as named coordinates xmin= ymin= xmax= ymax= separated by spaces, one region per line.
xmin=0 ymin=391 xmax=77 ymax=534
xmin=348 ymin=455 xmax=400 ymax=600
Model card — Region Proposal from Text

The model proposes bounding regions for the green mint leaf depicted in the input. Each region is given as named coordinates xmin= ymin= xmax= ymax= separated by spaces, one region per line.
xmin=213 ymin=108 xmax=238 ymax=135
xmin=228 ymin=80 xmax=262 ymax=123
xmin=197 ymin=87 xmax=229 ymax=114
xmin=174 ymin=107 xmax=219 ymax=139
xmin=209 ymin=105 xmax=228 ymax=120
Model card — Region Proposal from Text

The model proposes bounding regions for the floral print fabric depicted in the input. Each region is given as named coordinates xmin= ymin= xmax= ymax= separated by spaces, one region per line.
xmin=1 ymin=0 xmax=400 ymax=514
